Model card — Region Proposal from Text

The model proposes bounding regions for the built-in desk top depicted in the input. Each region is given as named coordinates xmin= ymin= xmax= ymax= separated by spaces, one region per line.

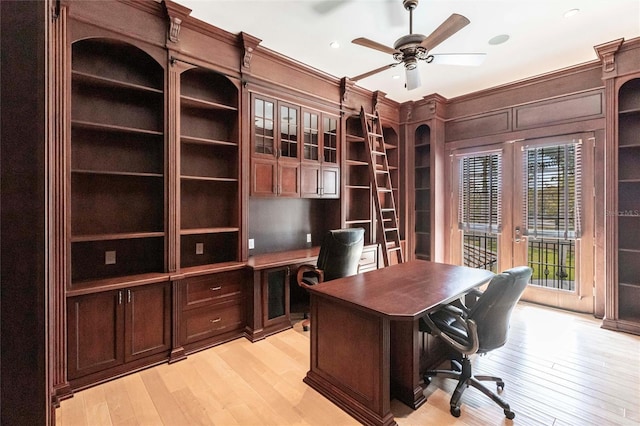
xmin=306 ymin=260 xmax=494 ymax=320
xmin=246 ymin=247 xmax=320 ymax=270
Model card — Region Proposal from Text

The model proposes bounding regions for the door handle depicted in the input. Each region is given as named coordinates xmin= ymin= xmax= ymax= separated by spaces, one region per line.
xmin=515 ymin=226 xmax=522 ymax=243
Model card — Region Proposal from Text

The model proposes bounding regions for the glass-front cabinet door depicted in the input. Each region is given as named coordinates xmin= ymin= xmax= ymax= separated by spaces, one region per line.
xmin=251 ymin=95 xmax=300 ymax=197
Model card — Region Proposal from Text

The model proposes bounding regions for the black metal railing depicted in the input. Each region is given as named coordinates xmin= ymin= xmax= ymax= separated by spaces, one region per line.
xmin=528 ymin=238 xmax=575 ymax=291
xmin=463 ymin=232 xmax=498 ymax=273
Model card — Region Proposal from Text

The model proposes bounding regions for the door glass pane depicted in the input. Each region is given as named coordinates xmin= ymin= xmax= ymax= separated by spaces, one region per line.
xmin=524 ymin=142 xmax=581 ymax=291
xmin=303 ymin=112 xmax=319 ymax=161
xmin=463 ymin=231 xmax=498 ymax=272
xmin=524 ymin=144 xmax=581 ymax=239
xmin=458 ymin=153 xmax=502 ymax=233
xmin=528 ymin=238 xmax=575 ymax=291
xmin=323 ymin=117 xmax=337 ymax=164
xmin=280 ymin=106 xmax=298 ymax=158
xmin=254 ymin=98 xmax=274 ymax=154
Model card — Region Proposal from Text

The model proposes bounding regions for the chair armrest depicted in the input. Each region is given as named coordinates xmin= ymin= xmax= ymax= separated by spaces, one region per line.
xmin=421 ymin=311 xmax=479 ymax=356
xmin=296 ymin=264 xmax=325 ymax=289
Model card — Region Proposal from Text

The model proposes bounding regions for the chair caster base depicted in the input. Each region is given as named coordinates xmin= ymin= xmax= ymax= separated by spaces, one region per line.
xmin=504 ymin=410 xmax=515 ymax=419
xmin=302 ymin=325 xmax=309 ymax=332
xmin=450 ymin=405 xmax=461 ymax=417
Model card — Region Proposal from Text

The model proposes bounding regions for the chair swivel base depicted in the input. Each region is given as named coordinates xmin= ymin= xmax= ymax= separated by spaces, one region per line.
xmin=424 ymin=357 xmax=515 ymax=419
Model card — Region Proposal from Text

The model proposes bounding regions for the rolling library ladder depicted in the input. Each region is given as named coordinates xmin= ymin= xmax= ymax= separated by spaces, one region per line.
xmin=360 ymin=106 xmax=404 ymax=267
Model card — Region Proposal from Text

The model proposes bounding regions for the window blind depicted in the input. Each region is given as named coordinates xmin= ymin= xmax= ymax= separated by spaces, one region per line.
xmin=458 ymin=152 xmax=502 ymax=233
xmin=523 ymin=142 xmax=582 ymax=239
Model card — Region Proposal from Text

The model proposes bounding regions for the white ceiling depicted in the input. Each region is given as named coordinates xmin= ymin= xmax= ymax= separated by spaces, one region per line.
xmin=178 ymin=0 xmax=640 ymax=103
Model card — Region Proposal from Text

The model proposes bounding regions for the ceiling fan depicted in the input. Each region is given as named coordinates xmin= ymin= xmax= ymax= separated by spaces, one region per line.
xmin=351 ymin=0 xmax=485 ymax=90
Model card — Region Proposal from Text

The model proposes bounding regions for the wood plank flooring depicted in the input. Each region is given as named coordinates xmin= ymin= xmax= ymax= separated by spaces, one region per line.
xmin=57 ymin=302 xmax=640 ymax=426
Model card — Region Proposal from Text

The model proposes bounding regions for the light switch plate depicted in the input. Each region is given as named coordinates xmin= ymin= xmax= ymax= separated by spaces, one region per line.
xmin=248 ymin=239 xmax=255 ymax=250
xmin=306 ymin=233 xmax=312 ymax=243
xmin=195 ymin=242 xmax=204 ymax=255
xmin=105 ymin=250 xmax=116 ymax=265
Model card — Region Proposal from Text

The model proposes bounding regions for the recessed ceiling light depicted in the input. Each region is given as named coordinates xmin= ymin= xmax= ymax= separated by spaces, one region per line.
xmin=564 ymin=8 xmax=580 ymax=18
xmin=488 ymin=34 xmax=510 ymax=46
xmin=329 ymin=41 xmax=340 ymax=49
xmin=392 ymin=75 xmax=400 ymax=80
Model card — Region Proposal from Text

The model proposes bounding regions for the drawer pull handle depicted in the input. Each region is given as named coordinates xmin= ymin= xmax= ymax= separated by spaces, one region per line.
xmin=209 ymin=318 xmax=222 ymax=324
xmin=209 ymin=286 xmax=222 ymax=291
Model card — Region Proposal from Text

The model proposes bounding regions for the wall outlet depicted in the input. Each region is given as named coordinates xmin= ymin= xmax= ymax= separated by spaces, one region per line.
xmin=306 ymin=233 xmax=312 ymax=243
xmin=248 ymin=238 xmax=255 ymax=250
xmin=105 ymin=250 xmax=116 ymax=265
xmin=195 ymin=242 xmax=204 ymax=255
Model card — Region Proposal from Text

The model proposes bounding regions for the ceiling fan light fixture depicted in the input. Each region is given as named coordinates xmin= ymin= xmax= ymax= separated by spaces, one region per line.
xmin=329 ymin=41 xmax=340 ymax=49
xmin=405 ymin=65 xmax=421 ymax=90
xmin=404 ymin=56 xmax=418 ymax=70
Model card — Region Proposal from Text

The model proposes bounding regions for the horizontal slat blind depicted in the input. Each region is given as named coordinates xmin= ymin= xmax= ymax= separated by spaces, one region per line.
xmin=523 ymin=141 xmax=582 ymax=239
xmin=458 ymin=152 xmax=502 ymax=233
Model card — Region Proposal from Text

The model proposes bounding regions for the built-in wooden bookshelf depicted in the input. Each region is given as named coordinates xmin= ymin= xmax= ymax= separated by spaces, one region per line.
xmin=344 ymin=115 xmax=373 ymax=243
xmin=414 ymin=125 xmax=431 ymax=260
xmin=70 ymin=38 xmax=165 ymax=284
xmin=179 ymin=68 xmax=240 ymax=269
xmin=617 ymin=77 xmax=640 ymax=323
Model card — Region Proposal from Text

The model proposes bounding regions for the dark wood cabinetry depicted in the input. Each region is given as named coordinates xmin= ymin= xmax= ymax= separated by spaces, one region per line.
xmin=70 ymin=38 xmax=165 ymax=284
xmin=67 ymin=282 xmax=170 ymax=386
xmin=344 ymin=115 xmax=374 ymax=243
xmin=179 ymin=270 xmax=246 ymax=351
xmin=261 ymin=266 xmax=291 ymax=329
xmin=616 ymin=77 xmax=640 ymax=327
xmin=251 ymin=95 xmax=301 ymax=197
xmin=179 ymin=68 xmax=240 ymax=268
xmin=414 ymin=125 xmax=431 ymax=260
xmin=300 ymin=110 xmax=340 ymax=198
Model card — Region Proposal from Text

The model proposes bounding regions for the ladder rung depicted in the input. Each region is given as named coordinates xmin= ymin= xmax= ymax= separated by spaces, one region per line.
xmin=378 ymin=188 xmax=392 ymax=193
xmin=384 ymin=228 xmax=399 ymax=232
xmin=371 ymin=150 xmax=385 ymax=155
xmin=369 ymin=133 xmax=383 ymax=138
xmin=381 ymin=208 xmax=395 ymax=212
xmin=387 ymin=246 xmax=402 ymax=252
xmin=364 ymin=112 xmax=377 ymax=119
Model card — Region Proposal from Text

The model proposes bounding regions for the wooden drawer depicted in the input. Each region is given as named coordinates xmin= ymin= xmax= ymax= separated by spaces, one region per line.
xmin=182 ymin=298 xmax=244 ymax=345
xmin=182 ymin=270 xmax=244 ymax=310
xmin=358 ymin=245 xmax=378 ymax=273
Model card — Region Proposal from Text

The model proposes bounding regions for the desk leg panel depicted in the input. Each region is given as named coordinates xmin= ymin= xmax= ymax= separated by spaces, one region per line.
xmin=390 ymin=320 xmax=426 ymax=409
xmin=305 ymin=296 xmax=396 ymax=426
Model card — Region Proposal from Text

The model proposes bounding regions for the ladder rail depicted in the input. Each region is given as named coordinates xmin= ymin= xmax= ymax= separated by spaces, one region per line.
xmin=360 ymin=106 xmax=404 ymax=267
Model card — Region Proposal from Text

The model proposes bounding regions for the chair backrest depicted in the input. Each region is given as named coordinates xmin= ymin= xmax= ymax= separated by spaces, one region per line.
xmin=316 ymin=228 xmax=365 ymax=282
xmin=469 ymin=266 xmax=533 ymax=353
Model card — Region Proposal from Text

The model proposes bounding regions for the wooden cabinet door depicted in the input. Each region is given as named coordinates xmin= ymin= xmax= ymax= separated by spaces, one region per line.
xmin=262 ymin=266 xmax=290 ymax=328
xmin=67 ymin=291 xmax=124 ymax=379
xmin=301 ymin=164 xmax=321 ymax=198
xmin=124 ymin=283 xmax=171 ymax=363
xmin=279 ymin=161 xmax=300 ymax=197
xmin=321 ymin=166 xmax=340 ymax=198
xmin=251 ymin=158 xmax=277 ymax=196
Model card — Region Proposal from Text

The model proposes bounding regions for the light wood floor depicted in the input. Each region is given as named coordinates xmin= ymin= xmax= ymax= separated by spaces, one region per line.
xmin=57 ymin=302 xmax=640 ymax=426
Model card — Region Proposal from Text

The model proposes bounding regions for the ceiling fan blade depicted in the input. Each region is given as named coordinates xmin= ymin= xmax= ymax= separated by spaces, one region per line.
xmin=351 ymin=63 xmax=398 ymax=82
xmin=352 ymin=37 xmax=399 ymax=55
xmin=430 ymin=53 xmax=486 ymax=66
xmin=420 ymin=13 xmax=470 ymax=51
xmin=405 ymin=66 xmax=421 ymax=91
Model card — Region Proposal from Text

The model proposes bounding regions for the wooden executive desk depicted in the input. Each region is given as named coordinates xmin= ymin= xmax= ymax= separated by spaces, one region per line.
xmin=304 ymin=260 xmax=494 ymax=426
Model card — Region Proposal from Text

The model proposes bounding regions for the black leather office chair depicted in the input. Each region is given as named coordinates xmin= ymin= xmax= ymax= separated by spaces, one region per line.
xmin=420 ymin=266 xmax=533 ymax=419
xmin=296 ymin=228 xmax=365 ymax=331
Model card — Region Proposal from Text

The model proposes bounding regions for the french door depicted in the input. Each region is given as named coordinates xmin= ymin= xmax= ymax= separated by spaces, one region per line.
xmin=450 ymin=134 xmax=594 ymax=313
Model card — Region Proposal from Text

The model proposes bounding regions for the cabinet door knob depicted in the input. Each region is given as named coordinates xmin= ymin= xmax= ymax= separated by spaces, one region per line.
xmin=209 ymin=318 xmax=222 ymax=324
xmin=209 ymin=286 xmax=222 ymax=291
